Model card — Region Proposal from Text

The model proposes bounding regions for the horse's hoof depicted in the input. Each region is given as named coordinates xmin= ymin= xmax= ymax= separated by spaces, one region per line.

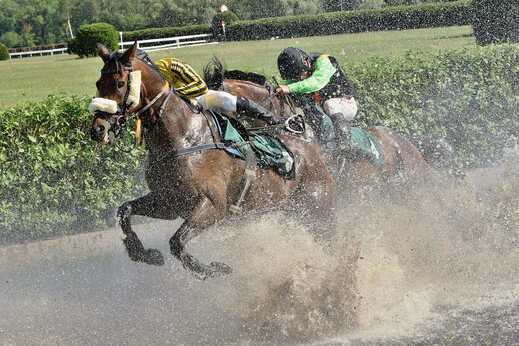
xmin=143 ymin=248 xmax=165 ymax=266
xmin=189 ymin=262 xmax=233 ymax=280
xmin=209 ymin=261 xmax=233 ymax=275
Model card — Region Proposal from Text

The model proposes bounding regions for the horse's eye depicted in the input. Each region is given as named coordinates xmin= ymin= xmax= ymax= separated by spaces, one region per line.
xmin=117 ymin=81 xmax=126 ymax=89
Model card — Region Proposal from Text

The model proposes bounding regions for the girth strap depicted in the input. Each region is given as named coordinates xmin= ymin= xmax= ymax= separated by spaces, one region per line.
xmin=173 ymin=143 xmax=230 ymax=158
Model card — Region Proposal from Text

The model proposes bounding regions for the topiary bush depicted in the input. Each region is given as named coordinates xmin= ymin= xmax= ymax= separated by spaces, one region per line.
xmin=68 ymin=22 xmax=119 ymax=58
xmin=0 ymin=43 xmax=9 ymax=61
xmin=471 ymin=0 xmax=519 ymax=45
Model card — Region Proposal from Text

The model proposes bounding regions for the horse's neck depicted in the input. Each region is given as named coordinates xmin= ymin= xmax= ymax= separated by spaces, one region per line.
xmin=145 ymin=93 xmax=212 ymax=154
xmin=223 ymin=79 xmax=282 ymax=112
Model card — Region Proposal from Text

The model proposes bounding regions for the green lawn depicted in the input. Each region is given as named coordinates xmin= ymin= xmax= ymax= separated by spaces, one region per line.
xmin=1 ymin=26 xmax=475 ymax=108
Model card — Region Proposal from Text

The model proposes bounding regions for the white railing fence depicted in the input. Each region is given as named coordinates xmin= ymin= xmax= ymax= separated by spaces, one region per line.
xmin=7 ymin=33 xmax=216 ymax=59
xmin=9 ymin=47 xmax=68 ymax=59
xmin=119 ymin=33 xmax=215 ymax=52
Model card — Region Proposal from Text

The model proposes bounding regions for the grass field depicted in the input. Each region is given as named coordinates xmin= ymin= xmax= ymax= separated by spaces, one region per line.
xmin=1 ymin=25 xmax=475 ymax=108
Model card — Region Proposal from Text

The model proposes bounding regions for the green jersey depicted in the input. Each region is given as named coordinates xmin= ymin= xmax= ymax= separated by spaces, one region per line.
xmin=286 ymin=55 xmax=336 ymax=95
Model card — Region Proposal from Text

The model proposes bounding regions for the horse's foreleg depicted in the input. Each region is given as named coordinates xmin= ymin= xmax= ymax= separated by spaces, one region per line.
xmin=169 ymin=197 xmax=232 ymax=280
xmin=118 ymin=192 xmax=178 ymax=266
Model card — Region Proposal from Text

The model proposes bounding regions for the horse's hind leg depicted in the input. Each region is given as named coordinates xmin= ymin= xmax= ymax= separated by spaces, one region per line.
xmin=118 ymin=192 xmax=178 ymax=266
xmin=169 ymin=197 xmax=232 ymax=280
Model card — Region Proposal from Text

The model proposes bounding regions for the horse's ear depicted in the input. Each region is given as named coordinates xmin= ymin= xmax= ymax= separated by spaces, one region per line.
xmin=120 ymin=41 xmax=138 ymax=64
xmin=97 ymin=43 xmax=110 ymax=63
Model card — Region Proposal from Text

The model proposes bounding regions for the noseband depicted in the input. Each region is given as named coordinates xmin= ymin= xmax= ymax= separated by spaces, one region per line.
xmin=96 ymin=54 xmax=170 ymax=137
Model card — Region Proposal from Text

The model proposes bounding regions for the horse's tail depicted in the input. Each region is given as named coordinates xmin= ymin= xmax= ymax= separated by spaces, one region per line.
xmin=204 ymin=56 xmax=225 ymax=90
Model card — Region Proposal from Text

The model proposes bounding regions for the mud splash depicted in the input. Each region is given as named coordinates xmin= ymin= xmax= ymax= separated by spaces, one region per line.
xmin=1 ymin=159 xmax=517 ymax=345
xmin=204 ymin=155 xmax=519 ymax=344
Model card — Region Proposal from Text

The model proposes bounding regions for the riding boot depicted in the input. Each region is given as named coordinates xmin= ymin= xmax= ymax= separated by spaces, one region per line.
xmin=236 ymin=96 xmax=283 ymax=125
xmin=331 ymin=113 xmax=352 ymax=153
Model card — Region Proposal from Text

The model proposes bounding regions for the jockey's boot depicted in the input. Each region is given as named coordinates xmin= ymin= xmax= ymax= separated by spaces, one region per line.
xmin=236 ymin=96 xmax=283 ymax=125
xmin=331 ymin=113 xmax=352 ymax=154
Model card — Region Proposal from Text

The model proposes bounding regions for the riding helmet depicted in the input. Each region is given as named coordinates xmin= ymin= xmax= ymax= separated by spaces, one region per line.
xmin=277 ymin=47 xmax=311 ymax=81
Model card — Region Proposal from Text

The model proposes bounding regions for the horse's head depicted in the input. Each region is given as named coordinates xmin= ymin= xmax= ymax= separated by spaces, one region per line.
xmin=90 ymin=42 xmax=162 ymax=144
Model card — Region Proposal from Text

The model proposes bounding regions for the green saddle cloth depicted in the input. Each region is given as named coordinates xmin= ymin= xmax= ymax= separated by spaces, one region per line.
xmin=219 ymin=114 xmax=294 ymax=177
xmin=320 ymin=114 xmax=384 ymax=165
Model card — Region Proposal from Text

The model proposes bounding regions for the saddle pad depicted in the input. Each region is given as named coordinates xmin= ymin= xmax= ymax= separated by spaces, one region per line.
xmin=350 ymin=127 xmax=384 ymax=165
xmin=209 ymin=111 xmax=295 ymax=177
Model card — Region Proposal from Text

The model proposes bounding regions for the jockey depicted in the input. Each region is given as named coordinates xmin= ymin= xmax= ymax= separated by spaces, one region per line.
xmin=136 ymin=50 xmax=283 ymax=126
xmin=275 ymin=47 xmax=357 ymax=152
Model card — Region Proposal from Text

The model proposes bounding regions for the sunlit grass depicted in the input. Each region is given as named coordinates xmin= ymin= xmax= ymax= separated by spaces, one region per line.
xmin=1 ymin=26 xmax=475 ymax=108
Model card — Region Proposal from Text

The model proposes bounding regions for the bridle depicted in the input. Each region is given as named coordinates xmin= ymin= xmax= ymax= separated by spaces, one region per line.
xmin=94 ymin=54 xmax=170 ymax=139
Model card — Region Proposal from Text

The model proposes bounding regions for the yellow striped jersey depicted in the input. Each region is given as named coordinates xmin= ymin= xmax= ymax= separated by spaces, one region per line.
xmin=154 ymin=58 xmax=208 ymax=98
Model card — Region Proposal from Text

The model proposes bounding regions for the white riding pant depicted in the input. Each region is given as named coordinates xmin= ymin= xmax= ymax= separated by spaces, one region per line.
xmin=196 ymin=90 xmax=237 ymax=114
xmin=323 ymin=96 xmax=358 ymax=121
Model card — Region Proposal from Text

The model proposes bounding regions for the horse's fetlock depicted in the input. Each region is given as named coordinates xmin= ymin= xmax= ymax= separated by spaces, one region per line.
xmin=117 ymin=203 xmax=132 ymax=225
xmin=169 ymin=235 xmax=183 ymax=258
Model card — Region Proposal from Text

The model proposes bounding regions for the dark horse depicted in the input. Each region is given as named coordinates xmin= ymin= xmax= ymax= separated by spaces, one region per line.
xmin=90 ymin=43 xmax=335 ymax=279
xmin=204 ymin=59 xmax=431 ymax=188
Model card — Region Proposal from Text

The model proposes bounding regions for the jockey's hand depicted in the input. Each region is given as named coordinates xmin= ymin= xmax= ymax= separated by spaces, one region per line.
xmin=275 ymin=85 xmax=290 ymax=95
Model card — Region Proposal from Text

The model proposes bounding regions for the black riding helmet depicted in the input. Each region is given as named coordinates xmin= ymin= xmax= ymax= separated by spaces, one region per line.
xmin=277 ymin=47 xmax=311 ymax=81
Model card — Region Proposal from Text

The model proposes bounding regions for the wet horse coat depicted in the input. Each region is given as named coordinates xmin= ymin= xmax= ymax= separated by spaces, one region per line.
xmin=91 ymin=43 xmax=335 ymax=279
xmin=218 ymin=78 xmax=431 ymax=187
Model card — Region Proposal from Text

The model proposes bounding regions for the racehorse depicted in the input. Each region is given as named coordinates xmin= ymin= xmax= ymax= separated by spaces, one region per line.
xmin=203 ymin=58 xmax=432 ymax=189
xmin=90 ymin=43 xmax=335 ymax=279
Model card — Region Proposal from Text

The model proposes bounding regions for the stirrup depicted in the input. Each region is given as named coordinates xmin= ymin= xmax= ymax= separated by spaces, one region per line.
xmin=285 ymin=115 xmax=304 ymax=134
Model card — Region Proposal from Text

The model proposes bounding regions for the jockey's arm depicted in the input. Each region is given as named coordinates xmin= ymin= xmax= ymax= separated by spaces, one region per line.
xmin=286 ymin=56 xmax=336 ymax=94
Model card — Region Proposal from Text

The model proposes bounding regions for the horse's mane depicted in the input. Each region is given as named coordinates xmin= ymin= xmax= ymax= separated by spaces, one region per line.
xmin=103 ymin=51 xmax=164 ymax=83
xmin=203 ymin=56 xmax=267 ymax=90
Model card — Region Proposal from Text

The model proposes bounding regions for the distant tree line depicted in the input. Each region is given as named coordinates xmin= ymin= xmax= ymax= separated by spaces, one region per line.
xmin=0 ymin=0 xmax=458 ymax=47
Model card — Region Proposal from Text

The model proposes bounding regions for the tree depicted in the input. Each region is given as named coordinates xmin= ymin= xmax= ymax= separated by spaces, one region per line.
xmin=0 ymin=31 xmax=23 ymax=48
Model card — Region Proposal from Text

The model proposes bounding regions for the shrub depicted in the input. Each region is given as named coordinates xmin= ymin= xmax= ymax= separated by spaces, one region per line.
xmin=471 ymin=0 xmax=519 ymax=45
xmin=0 ymin=95 xmax=147 ymax=243
xmin=123 ymin=24 xmax=211 ymax=41
xmin=0 ymin=43 xmax=9 ymax=61
xmin=226 ymin=1 xmax=470 ymax=40
xmin=68 ymin=22 xmax=119 ymax=58
xmin=350 ymin=45 xmax=519 ymax=166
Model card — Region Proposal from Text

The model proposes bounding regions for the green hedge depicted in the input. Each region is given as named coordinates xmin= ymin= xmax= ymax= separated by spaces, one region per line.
xmin=68 ymin=23 xmax=119 ymax=58
xmin=471 ymin=0 xmax=519 ymax=45
xmin=226 ymin=1 xmax=470 ymax=41
xmin=0 ymin=43 xmax=9 ymax=60
xmin=2 ymin=44 xmax=517 ymax=242
xmin=0 ymin=96 xmax=147 ymax=243
xmin=351 ymin=44 xmax=519 ymax=166
xmin=118 ymin=1 xmax=469 ymax=42
xmin=123 ymin=24 xmax=211 ymax=41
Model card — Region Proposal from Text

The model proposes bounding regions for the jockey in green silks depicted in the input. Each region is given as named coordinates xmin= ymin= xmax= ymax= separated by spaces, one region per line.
xmin=275 ymin=47 xmax=358 ymax=152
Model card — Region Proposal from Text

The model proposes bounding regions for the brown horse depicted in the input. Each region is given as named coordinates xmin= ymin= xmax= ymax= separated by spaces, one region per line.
xmin=90 ymin=43 xmax=335 ymax=279
xmin=204 ymin=61 xmax=431 ymax=188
